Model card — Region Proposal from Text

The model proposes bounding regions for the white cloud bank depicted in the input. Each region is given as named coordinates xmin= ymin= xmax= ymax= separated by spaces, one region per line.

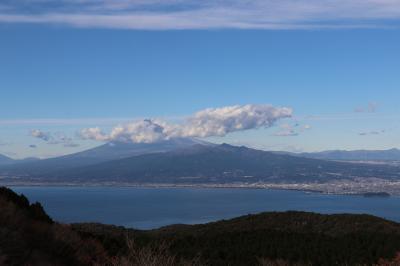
xmin=1 ymin=0 xmax=400 ymax=29
xmin=80 ymin=104 xmax=293 ymax=143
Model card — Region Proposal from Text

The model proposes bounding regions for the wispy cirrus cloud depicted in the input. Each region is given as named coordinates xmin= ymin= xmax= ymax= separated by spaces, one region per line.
xmin=359 ymin=129 xmax=385 ymax=136
xmin=0 ymin=141 xmax=8 ymax=147
xmin=1 ymin=0 xmax=400 ymax=29
xmin=273 ymin=123 xmax=299 ymax=137
xmin=273 ymin=123 xmax=311 ymax=137
xmin=354 ymin=102 xmax=379 ymax=113
xmin=30 ymin=129 xmax=80 ymax=147
xmin=0 ymin=117 xmax=133 ymax=126
xmin=31 ymin=129 xmax=52 ymax=141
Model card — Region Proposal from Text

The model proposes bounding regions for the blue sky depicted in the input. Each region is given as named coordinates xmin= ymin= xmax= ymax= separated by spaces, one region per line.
xmin=1 ymin=1 xmax=400 ymax=158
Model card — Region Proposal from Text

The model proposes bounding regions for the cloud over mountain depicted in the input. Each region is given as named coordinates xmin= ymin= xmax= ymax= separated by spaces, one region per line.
xmin=80 ymin=104 xmax=292 ymax=143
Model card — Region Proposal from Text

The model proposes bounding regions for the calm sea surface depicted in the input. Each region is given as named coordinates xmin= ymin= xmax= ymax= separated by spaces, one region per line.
xmin=10 ymin=186 xmax=400 ymax=229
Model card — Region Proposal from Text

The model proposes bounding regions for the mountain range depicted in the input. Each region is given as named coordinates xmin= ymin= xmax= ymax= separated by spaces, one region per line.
xmin=0 ymin=154 xmax=14 ymax=166
xmin=0 ymin=138 xmax=209 ymax=176
xmin=292 ymin=148 xmax=400 ymax=161
xmin=48 ymin=143 xmax=400 ymax=183
xmin=1 ymin=140 xmax=400 ymax=184
xmin=0 ymin=154 xmax=39 ymax=166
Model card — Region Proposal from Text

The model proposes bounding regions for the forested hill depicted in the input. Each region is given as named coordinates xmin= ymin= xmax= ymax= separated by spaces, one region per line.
xmin=2 ymin=186 xmax=400 ymax=265
xmin=74 ymin=211 xmax=400 ymax=266
xmin=0 ymin=187 xmax=109 ymax=265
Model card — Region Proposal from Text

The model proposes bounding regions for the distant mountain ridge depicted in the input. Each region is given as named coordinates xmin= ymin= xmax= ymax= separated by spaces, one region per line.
xmin=0 ymin=154 xmax=40 ymax=166
xmin=0 ymin=154 xmax=14 ymax=166
xmin=293 ymin=148 xmax=400 ymax=161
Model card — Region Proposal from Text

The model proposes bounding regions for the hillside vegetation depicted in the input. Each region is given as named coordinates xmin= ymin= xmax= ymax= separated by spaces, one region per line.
xmin=1 ymin=186 xmax=400 ymax=265
xmin=74 ymin=212 xmax=400 ymax=266
xmin=0 ymin=187 xmax=109 ymax=265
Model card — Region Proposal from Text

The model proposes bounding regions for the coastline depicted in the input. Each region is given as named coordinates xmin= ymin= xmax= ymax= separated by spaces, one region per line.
xmin=2 ymin=179 xmax=400 ymax=197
